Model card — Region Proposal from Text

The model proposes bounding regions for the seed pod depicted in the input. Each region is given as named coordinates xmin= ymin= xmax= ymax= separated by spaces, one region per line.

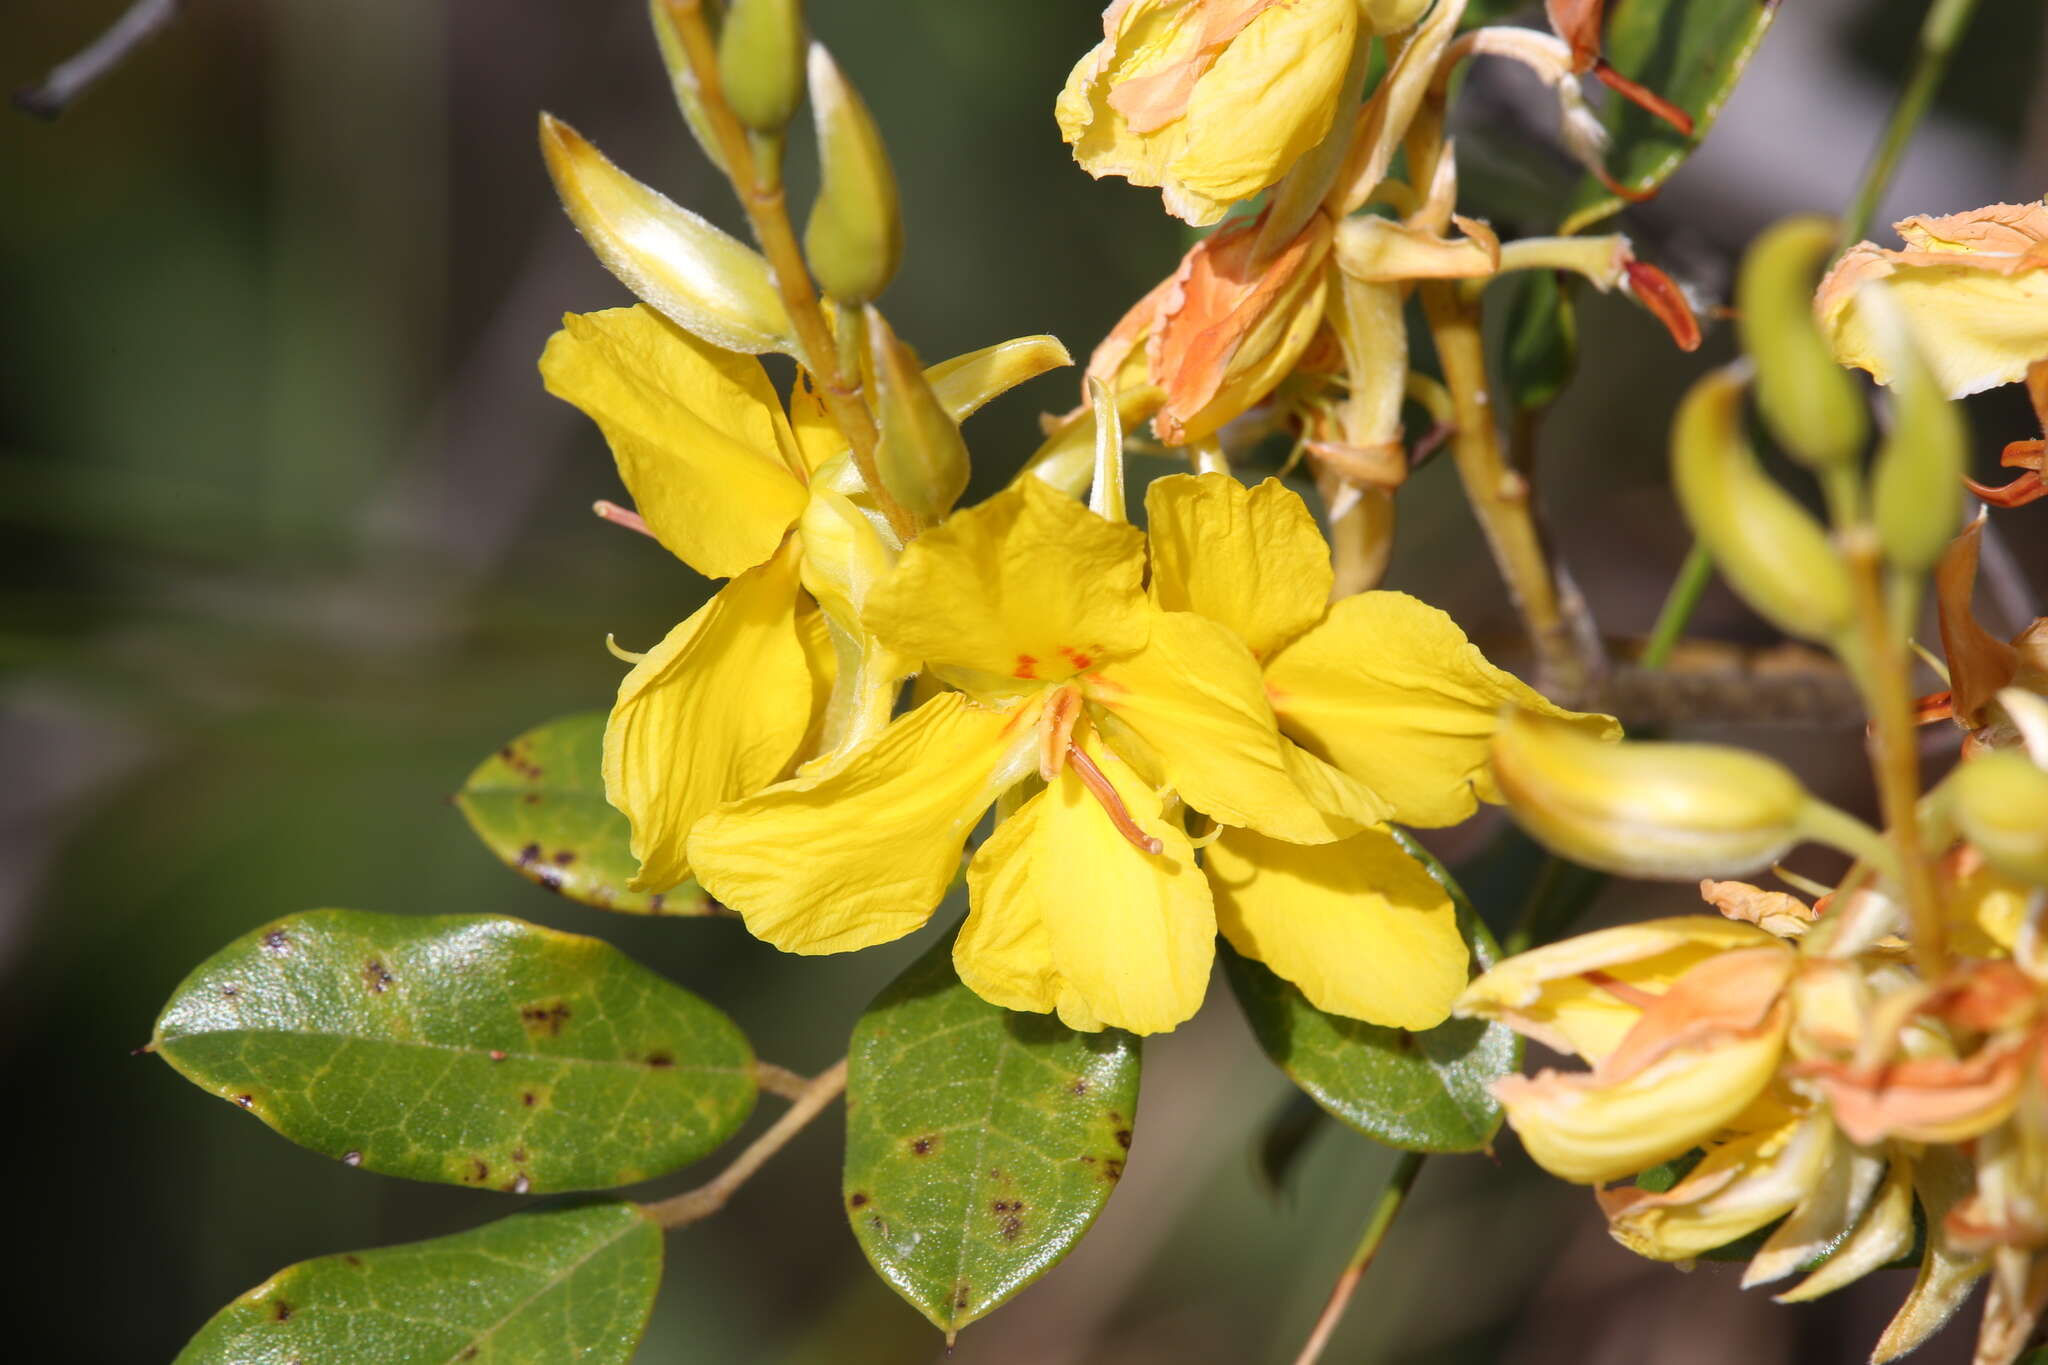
xmin=1737 ymin=216 xmax=1868 ymax=471
xmin=867 ymin=307 xmax=968 ymax=526
xmin=1492 ymin=707 xmax=1811 ymax=880
xmin=1863 ymin=285 xmax=1968 ymax=573
xmin=717 ymin=0 xmax=806 ymax=134
xmin=1947 ymin=751 xmax=2048 ymax=887
xmin=1672 ymin=364 xmax=1853 ymax=644
xmin=803 ymin=44 xmax=902 ymax=304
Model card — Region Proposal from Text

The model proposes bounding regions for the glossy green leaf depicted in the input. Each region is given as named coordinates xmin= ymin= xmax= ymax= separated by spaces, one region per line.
xmin=1223 ymin=832 xmax=1519 ymax=1152
xmin=1560 ymin=0 xmax=1778 ymax=234
xmin=175 ymin=1203 xmax=662 ymax=1365
xmin=1501 ymin=269 xmax=1579 ymax=416
xmin=456 ymin=712 xmax=712 ymax=916
xmin=154 ymin=910 xmax=756 ymax=1191
xmin=843 ymin=936 xmax=1141 ymax=1338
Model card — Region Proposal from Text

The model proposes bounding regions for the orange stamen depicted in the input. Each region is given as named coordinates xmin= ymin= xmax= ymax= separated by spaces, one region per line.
xmin=594 ymin=500 xmax=655 ymax=538
xmin=1592 ymin=59 xmax=1694 ymax=136
xmin=1583 ymin=969 xmax=1659 ymax=1009
xmin=1913 ymin=689 xmax=1956 ymax=726
xmin=1039 ymin=687 xmax=1082 ymax=781
xmin=1065 ymin=741 xmax=1164 ymax=856
xmin=1623 ymin=259 xmax=1701 ymax=352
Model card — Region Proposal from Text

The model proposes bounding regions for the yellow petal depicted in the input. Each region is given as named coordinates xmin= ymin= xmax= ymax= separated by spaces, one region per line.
xmin=1207 ymin=825 xmax=1464 ymax=1028
xmin=1171 ymin=0 xmax=1355 ymax=213
xmin=1456 ymin=916 xmax=1785 ymax=1063
xmin=863 ymin=479 xmax=1149 ymax=694
xmin=1265 ymin=591 xmax=1619 ymax=828
xmin=1143 ymin=473 xmax=1331 ymax=659
xmin=602 ymin=543 xmax=814 ymax=892
xmin=1087 ymin=610 xmax=1386 ymax=841
xmin=958 ymin=737 xmax=1213 ymax=1035
xmin=690 ymin=691 xmax=1038 ymax=952
xmin=1599 ymin=1115 xmax=1832 ymax=1262
xmin=541 ymin=305 xmax=805 ymax=578
xmin=1493 ymin=1002 xmax=1789 ymax=1184
xmin=1773 ymin=1156 xmax=1917 ymax=1303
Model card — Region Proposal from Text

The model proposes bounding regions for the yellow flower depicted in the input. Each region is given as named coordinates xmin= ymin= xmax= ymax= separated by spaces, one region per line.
xmin=1456 ymin=916 xmax=1796 ymax=1183
xmin=1816 ymin=200 xmax=2048 ymax=398
xmin=540 ymin=304 xmax=1066 ymax=894
xmin=691 ymin=479 xmax=1369 ymax=1034
xmin=1056 ymin=0 xmax=1362 ymax=226
xmin=1145 ymin=473 xmax=1616 ymax=1027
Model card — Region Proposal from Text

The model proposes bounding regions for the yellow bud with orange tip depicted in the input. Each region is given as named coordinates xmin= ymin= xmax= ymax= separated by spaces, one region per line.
xmin=1671 ymin=363 xmax=1854 ymax=645
xmin=1490 ymin=707 xmax=1879 ymax=881
xmin=803 ymin=44 xmax=901 ymax=304
xmin=1737 ymin=216 xmax=1868 ymax=471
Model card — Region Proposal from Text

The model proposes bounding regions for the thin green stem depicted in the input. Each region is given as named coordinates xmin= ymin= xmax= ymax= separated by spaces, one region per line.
xmin=645 ymin=1059 xmax=847 ymax=1230
xmin=1290 ymin=1151 xmax=1427 ymax=1365
xmin=1837 ymin=0 xmax=1981 ymax=248
xmin=1640 ymin=543 xmax=1715 ymax=672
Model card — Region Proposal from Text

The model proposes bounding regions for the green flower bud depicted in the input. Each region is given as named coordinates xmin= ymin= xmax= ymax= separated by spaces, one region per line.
xmin=1947 ymin=751 xmax=2048 ymax=887
xmin=717 ymin=0 xmax=806 ymax=134
xmin=1492 ymin=708 xmax=1815 ymax=880
xmin=650 ymin=0 xmax=729 ymax=175
xmin=1672 ymin=363 xmax=1854 ymax=644
xmin=803 ymin=44 xmax=901 ymax=304
xmin=1863 ymin=285 xmax=1969 ymax=573
xmin=867 ymin=307 xmax=968 ymax=527
xmin=1737 ymin=216 xmax=1869 ymax=470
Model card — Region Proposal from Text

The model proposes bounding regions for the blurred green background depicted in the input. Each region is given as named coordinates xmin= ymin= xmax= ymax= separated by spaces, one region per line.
xmin=3 ymin=1 xmax=2045 ymax=1360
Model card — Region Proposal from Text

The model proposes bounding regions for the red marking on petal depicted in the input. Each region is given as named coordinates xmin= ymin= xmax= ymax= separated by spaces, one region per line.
xmin=1623 ymin=260 xmax=1701 ymax=352
xmin=1593 ymin=59 xmax=1694 ymax=136
xmin=1014 ymin=654 xmax=1038 ymax=680
xmin=1065 ymin=742 xmax=1164 ymax=856
xmin=1060 ymin=645 xmax=1096 ymax=671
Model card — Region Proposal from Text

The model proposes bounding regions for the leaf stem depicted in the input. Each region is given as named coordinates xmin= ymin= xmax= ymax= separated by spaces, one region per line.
xmin=752 ymin=1059 xmax=812 ymax=1100
xmin=1639 ymin=541 xmax=1715 ymax=671
xmin=1836 ymin=0 xmax=1982 ymax=249
xmin=658 ymin=0 xmax=914 ymax=544
xmin=645 ymin=1058 xmax=848 ymax=1230
xmin=1290 ymin=1150 xmax=1427 ymax=1365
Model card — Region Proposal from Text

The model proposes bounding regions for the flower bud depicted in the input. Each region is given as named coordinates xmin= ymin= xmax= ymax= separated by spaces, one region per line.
xmin=1737 ymin=216 xmax=1869 ymax=470
xmin=1491 ymin=707 xmax=1811 ymax=880
xmin=1671 ymin=363 xmax=1854 ymax=644
xmin=1861 ymin=284 xmax=1968 ymax=573
xmin=539 ymin=113 xmax=796 ymax=355
xmin=1947 ymin=751 xmax=2048 ymax=886
xmin=717 ymin=0 xmax=806 ymax=133
xmin=866 ymin=307 xmax=969 ymax=528
xmin=649 ymin=0 xmax=729 ymax=175
xmin=802 ymin=44 xmax=901 ymax=304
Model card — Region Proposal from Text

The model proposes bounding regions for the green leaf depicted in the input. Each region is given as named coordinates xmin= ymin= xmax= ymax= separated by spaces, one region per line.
xmin=843 ymin=935 xmax=1141 ymax=1339
xmin=1500 ymin=269 xmax=1579 ymax=416
xmin=154 ymin=910 xmax=756 ymax=1191
xmin=1223 ymin=832 xmax=1519 ymax=1152
xmin=175 ymin=1203 xmax=662 ymax=1365
xmin=457 ymin=712 xmax=712 ymax=916
xmin=1559 ymin=0 xmax=1779 ymax=234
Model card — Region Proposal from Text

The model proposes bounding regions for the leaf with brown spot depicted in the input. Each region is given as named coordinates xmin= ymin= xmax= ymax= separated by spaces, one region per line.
xmin=456 ymin=713 xmax=713 ymax=916
xmin=174 ymin=1203 xmax=661 ymax=1364
xmin=154 ymin=910 xmax=757 ymax=1191
xmin=843 ymin=934 xmax=1141 ymax=1338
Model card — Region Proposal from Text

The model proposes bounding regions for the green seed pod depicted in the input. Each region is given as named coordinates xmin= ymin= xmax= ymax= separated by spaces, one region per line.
xmin=650 ymin=0 xmax=729 ymax=175
xmin=1492 ymin=708 xmax=1812 ymax=880
xmin=803 ymin=44 xmax=902 ymax=304
xmin=867 ymin=307 xmax=968 ymax=527
xmin=717 ymin=0 xmax=806 ymax=134
xmin=1672 ymin=364 xmax=1854 ymax=644
xmin=1863 ymin=285 xmax=1968 ymax=573
xmin=1947 ymin=751 xmax=2048 ymax=887
xmin=1737 ymin=216 xmax=1868 ymax=470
